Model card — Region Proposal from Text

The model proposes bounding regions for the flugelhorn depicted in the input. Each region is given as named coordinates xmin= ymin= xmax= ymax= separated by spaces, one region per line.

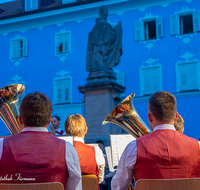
xmin=102 ymin=93 xmax=152 ymax=138
xmin=0 ymin=84 xmax=25 ymax=135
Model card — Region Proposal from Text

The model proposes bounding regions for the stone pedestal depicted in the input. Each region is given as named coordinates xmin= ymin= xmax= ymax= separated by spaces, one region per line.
xmin=78 ymin=70 xmax=125 ymax=146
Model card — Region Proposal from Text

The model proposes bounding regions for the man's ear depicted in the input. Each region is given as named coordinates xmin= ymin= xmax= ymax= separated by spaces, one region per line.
xmin=174 ymin=112 xmax=178 ymax=122
xmin=85 ymin=127 xmax=88 ymax=135
xmin=19 ymin=115 xmax=23 ymax=125
xmin=47 ymin=118 xmax=51 ymax=126
xmin=148 ymin=112 xmax=153 ymax=123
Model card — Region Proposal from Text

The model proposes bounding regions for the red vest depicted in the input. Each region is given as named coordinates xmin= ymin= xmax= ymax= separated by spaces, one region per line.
xmin=0 ymin=131 xmax=69 ymax=188
xmin=133 ymin=130 xmax=200 ymax=180
xmin=74 ymin=141 xmax=99 ymax=179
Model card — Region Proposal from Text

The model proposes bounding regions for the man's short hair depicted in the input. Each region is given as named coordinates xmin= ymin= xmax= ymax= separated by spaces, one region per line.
xmin=19 ymin=92 xmax=52 ymax=127
xmin=174 ymin=114 xmax=184 ymax=133
xmin=65 ymin=114 xmax=87 ymax=137
xmin=51 ymin=115 xmax=60 ymax=121
xmin=148 ymin=91 xmax=177 ymax=122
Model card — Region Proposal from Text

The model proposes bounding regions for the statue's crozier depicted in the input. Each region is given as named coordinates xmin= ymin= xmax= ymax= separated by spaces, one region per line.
xmin=86 ymin=6 xmax=123 ymax=72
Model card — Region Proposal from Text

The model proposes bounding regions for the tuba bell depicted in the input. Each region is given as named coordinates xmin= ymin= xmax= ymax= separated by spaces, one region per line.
xmin=0 ymin=84 xmax=25 ymax=135
xmin=102 ymin=93 xmax=152 ymax=138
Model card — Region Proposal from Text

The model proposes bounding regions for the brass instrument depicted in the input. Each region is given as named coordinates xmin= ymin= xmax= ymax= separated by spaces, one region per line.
xmin=102 ymin=93 xmax=152 ymax=138
xmin=0 ymin=84 xmax=25 ymax=135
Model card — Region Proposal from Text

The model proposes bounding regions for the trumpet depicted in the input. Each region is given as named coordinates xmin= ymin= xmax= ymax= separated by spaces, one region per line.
xmin=102 ymin=93 xmax=152 ymax=138
xmin=0 ymin=84 xmax=25 ymax=135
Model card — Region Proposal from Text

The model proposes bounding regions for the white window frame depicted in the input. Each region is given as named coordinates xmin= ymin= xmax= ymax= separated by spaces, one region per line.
xmin=135 ymin=16 xmax=163 ymax=42
xmin=170 ymin=10 xmax=200 ymax=36
xmin=10 ymin=37 xmax=28 ymax=61
xmin=55 ymin=31 xmax=71 ymax=56
xmin=25 ymin=0 xmax=38 ymax=11
xmin=53 ymin=76 xmax=72 ymax=104
xmin=140 ymin=65 xmax=162 ymax=96
xmin=176 ymin=61 xmax=200 ymax=92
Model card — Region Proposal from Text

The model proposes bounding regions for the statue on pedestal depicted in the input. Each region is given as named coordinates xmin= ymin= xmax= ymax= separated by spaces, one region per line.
xmin=86 ymin=5 xmax=123 ymax=72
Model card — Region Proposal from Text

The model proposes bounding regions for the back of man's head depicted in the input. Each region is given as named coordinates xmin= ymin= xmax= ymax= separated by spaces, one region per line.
xmin=65 ymin=114 xmax=87 ymax=137
xmin=19 ymin=92 xmax=52 ymax=127
xmin=174 ymin=114 xmax=184 ymax=133
xmin=148 ymin=91 xmax=177 ymax=122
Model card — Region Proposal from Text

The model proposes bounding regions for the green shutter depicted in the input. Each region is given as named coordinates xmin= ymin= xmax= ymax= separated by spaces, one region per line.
xmin=178 ymin=62 xmax=199 ymax=91
xmin=170 ymin=15 xmax=178 ymax=35
xmin=142 ymin=67 xmax=160 ymax=95
xmin=135 ymin=21 xmax=142 ymax=41
xmin=64 ymin=33 xmax=70 ymax=53
xmin=10 ymin=40 xmax=17 ymax=60
xmin=156 ymin=17 xmax=163 ymax=38
xmin=193 ymin=11 xmax=200 ymax=32
xmin=55 ymin=34 xmax=60 ymax=55
xmin=57 ymin=80 xmax=63 ymax=103
xmin=32 ymin=0 xmax=38 ymax=9
xmin=23 ymin=38 xmax=28 ymax=57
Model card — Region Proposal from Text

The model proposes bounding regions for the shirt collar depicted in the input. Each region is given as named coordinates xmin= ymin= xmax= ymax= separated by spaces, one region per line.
xmin=22 ymin=127 xmax=48 ymax=132
xmin=154 ymin=124 xmax=176 ymax=131
xmin=74 ymin=137 xmax=84 ymax=143
xmin=55 ymin=127 xmax=61 ymax=132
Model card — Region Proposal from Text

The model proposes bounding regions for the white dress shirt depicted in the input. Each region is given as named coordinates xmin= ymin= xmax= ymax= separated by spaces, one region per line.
xmin=55 ymin=127 xmax=66 ymax=135
xmin=0 ymin=127 xmax=82 ymax=190
xmin=111 ymin=124 xmax=200 ymax=190
xmin=74 ymin=137 xmax=105 ymax=183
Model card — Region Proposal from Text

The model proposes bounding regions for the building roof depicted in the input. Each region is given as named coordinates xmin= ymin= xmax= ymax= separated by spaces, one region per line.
xmin=0 ymin=0 xmax=105 ymax=20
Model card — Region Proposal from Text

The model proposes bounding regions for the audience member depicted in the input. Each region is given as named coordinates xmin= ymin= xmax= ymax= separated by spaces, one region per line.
xmin=65 ymin=114 xmax=105 ymax=187
xmin=0 ymin=92 xmax=82 ymax=190
xmin=96 ymin=140 xmax=105 ymax=152
xmin=174 ymin=114 xmax=184 ymax=133
xmin=111 ymin=91 xmax=200 ymax=190
xmin=50 ymin=115 xmax=65 ymax=135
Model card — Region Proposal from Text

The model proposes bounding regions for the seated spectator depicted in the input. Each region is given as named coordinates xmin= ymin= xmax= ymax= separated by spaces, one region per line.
xmin=96 ymin=140 xmax=105 ymax=152
xmin=50 ymin=115 xmax=65 ymax=135
xmin=65 ymin=114 xmax=105 ymax=187
xmin=174 ymin=114 xmax=184 ymax=133
xmin=0 ymin=92 xmax=82 ymax=190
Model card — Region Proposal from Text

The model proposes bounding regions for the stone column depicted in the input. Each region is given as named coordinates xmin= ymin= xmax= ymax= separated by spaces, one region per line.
xmin=78 ymin=70 xmax=125 ymax=145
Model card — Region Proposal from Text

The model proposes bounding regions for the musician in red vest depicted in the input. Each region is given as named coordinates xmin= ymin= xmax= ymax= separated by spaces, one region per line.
xmin=174 ymin=114 xmax=184 ymax=133
xmin=0 ymin=92 xmax=82 ymax=190
xmin=111 ymin=91 xmax=200 ymax=190
xmin=50 ymin=115 xmax=65 ymax=135
xmin=65 ymin=114 xmax=105 ymax=187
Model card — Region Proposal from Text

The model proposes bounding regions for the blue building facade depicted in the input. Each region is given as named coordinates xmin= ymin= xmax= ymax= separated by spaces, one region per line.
xmin=0 ymin=0 xmax=200 ymax=140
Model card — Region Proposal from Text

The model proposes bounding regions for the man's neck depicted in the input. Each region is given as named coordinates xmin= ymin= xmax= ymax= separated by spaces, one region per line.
xmin=152 ymin=121 xmax=174 ymax=130
xmin=23 ymin=126 xmax=47 ymax=128
xmin=54 ymin=126 xmax=60 ymax=131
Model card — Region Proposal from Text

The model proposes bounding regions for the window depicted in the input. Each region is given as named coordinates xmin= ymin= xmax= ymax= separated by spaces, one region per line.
xmin=25 ymin=0 xmax=38 ymax=11
xmin=62 ymin=0 xmax=76 ymax=4
xmin=140 ymin=66 xmax=162 ymax=96
xmin=170 ymin=11 xmax=200 ymax=36
xmin=176 ymin=62 xmax=200 ymax=92
xmin=10 ymin=38 xmax=28 ymax=60
xmin=135 ymin=17 xmax=163 ymax=41
xmin=55 ymin=32 xmax=71 ymax=56
xmin=54 ymin=77 xmax=72 ymax=104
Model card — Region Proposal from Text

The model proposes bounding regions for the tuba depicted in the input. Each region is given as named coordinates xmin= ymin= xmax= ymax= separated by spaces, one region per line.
xmin=0 ymin=84 xmax=25 ymax=135
xmin=102 ymin=93 xmax=152 ymax=138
